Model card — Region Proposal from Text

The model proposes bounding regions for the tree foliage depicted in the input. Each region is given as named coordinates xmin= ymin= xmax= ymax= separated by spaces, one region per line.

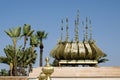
xmin=36 ymin=31 xmax=48 ymax=66
xmin=0 ymin=24 xmax=38 ymax=76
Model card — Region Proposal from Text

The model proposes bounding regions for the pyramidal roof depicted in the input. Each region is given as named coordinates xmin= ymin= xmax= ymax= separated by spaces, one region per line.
xmin=50 ymin=10 xmax=107 ymax=66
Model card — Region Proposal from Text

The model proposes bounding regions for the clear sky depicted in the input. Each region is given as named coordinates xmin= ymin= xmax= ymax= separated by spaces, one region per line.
xmin=0 ymin=0 xmax=120 ymax=70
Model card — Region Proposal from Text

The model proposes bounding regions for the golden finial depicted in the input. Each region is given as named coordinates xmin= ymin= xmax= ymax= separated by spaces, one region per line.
xmin=85 ymin=17 xmax=88 ymax=42
xmin=66 ymin=17 xmax=69 ymax=42
xmin=45 ymin=57 xmax=50 ymax=66
xmin=39 ymin=72 xmax=46 ymax=80
xmin=42 ymin=57 xmax=54 ymax=80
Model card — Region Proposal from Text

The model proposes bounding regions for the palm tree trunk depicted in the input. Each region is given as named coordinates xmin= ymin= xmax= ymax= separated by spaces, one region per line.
xmin=10 ymin=63 xmax=13 ymax=76
xmin=32 ymin=45 xmax=35 ymax=54
xmin=13 ymin=39 xmax=18 ymax=76
xmin=40 ymin=48 xmax=43 ymax=67
xmin=39 ymin=39 xmax=44 ymax=67
xmin=40 ymin=43 xmax=43 ymax=67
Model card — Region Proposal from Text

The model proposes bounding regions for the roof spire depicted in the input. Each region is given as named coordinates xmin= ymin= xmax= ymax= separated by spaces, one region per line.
xmin=77 ymin=10 xmax=80 ymax=26
xmin=60 ymin=19 xmax=63 ymax=42
xmin=66 ymin=17 xmax=69 ymax=42
xmin=85 ymin=17 xmax=88 ymax=42
xmin=89 ymin=19 xmax=92 ymax=41
xmin=75 ymin=10 xmax=80 ymax=42
xmin=82 ymin=21 xmax=85 ymax=41
xmin=75 ymin=20 xmax=78 ymax=42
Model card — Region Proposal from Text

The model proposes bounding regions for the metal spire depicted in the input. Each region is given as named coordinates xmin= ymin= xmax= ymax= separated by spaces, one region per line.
xmin=89 ymin=19 xmax=92 ymax=40
xmin=85 ymin=17 xmax=88 ymax=42
xmin=77 ymin=10 xmax=80 ymax=26
xmin=66 ymin=17 xmax=69 ymax=42
xmin=77 ymin=10 xmax=80 ymax=42
xmin=75 ymin=20 xmax=78 ymax=42
xmin=75 ymin=10 xmax=80 ymax=42
xmin=82 ymin=21 xmax=85 ymax=41
xmin=60 ymin=19 xmax=63 ymax=42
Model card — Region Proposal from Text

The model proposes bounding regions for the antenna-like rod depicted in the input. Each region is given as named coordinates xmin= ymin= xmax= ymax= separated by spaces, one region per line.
xmin=82 ymin=21 xmax=85 ymax=41
xmin=66 ymin=17 xmax=69 ymax=42
xmin=76 ymin=10 xmax=80 ymax=42
xmin=89 ymin=19 xmax=92 ymax=40
xmin=75 ymin=20 xmax=78 ymax=42
xmin=60 ymin=19 xmax=63 ymax=42
xmin=85 ymin=17 xmax=88 ymax=42
xmin=77 ymin=10 xmax=80 ymax=26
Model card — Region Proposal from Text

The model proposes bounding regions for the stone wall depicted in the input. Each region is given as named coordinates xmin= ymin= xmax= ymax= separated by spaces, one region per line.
xmin=0 ymin=76 xmax=28 ymax=80
xmin=29 ymin=67 xmax=120 ymax=80
xmin=52 ymin=78 xmax=120 ymax=80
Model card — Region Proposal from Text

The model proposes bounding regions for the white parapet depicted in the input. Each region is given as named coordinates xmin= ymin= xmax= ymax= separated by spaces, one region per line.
xmin=29 ymin=67 xmax=120 ymax=80
xmin=52 ymin=78 xmax=120 ymax=80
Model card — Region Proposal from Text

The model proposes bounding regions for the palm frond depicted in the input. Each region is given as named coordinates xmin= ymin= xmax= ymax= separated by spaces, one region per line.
xmin=4 ymin=30 xmax=13 ymax=38
xmin=27 ymin=30 xmax=34 ymax=36
xmin=37 ymin=31 xmax=48 ymax=40
xmin=30 ymin=35 xmax=38 ymax=46
xmin=5 ymin=27 xmax=21 ymax=38
xmin=0 ymin=56 xmax=9 ymax=65
xmin=14 ymin=27 xmax=21 ymax=37
xmin=23 ymin=24 xmax=31 ymax=35
xmin=98 ymin=58 xmax=109 ymax=63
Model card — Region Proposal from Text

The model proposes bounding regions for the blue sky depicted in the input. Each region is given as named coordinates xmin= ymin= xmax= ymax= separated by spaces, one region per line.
xmin=0 ymin=0 xmax=120 ymax=70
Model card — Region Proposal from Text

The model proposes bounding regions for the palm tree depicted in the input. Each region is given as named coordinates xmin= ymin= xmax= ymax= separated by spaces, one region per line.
xmin=4 ymin=27 xmax=21 ymax=76
xmin=2 ymin=26 xmax=38 ymax=76
xmin=36 ymin=31 xmax=48 ymax=66
xmin=22 ymin=24 xmax=34 ymax=50
xmin=30 ymin=34 xmax=38 ymax=54
xmin=29 ymin=34 xmax=38 ymax=73
xmin=24 ymin=48 xmax=37 ymax=73
xmin=0 ymin=45 xmax=19 ymax=76
xmin=0 ymin=57 xmax=12 ymax=76
xmin=4 ymin=45 xmax=15 ymax=76
xmin=17 ymin=47 xmax=37 ymax=75
xmin=1 ymin=45 xmax=37 ymax=76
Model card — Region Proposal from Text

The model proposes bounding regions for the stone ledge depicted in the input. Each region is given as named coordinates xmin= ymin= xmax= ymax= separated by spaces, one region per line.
xmin=29 ymin=67 xmax=120 ymax=78
xmin=0 ymin=76 xmax=28 ymax=80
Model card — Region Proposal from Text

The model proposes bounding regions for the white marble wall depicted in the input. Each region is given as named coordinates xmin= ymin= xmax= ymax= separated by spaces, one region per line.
xmin=28 ymin=78 xmax=38 ymax=80
xmin=29 ymin=67 xmax=120 ymax=80
xmin=28 ymin=78 xmax=120 ymax=80
xmin=52 ymin=78 xmax=120 ymax=80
